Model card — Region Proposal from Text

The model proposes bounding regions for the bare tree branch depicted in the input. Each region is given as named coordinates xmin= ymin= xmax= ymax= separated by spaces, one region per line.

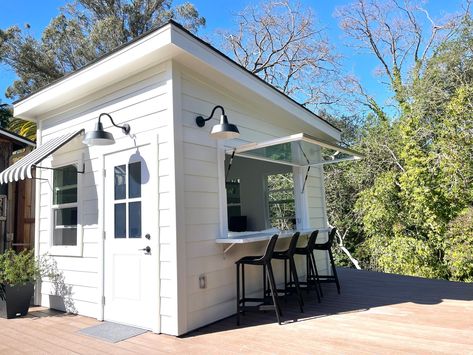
xmin=218 ymin=0 xmax=341 ymax=111
xmin=335 ymin=0 xmax=467 ymax=114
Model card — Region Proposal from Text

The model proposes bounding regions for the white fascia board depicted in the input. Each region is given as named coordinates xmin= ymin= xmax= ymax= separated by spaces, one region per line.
xmin=14 ymin=24 xmax=175 ymax=121
xmin=169 ymin=26 xmax=341 ymax=141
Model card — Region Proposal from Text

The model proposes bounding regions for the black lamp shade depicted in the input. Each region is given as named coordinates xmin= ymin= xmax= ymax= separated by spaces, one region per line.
xmin=210 ymin=114 xmax=240 ymax=139
xmin=83 ymin=122 xmax=115 ymax=146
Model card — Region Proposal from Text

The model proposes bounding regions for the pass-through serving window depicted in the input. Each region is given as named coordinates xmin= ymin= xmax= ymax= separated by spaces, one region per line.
xmin=225 ymin=155 xmax=297 ymax=232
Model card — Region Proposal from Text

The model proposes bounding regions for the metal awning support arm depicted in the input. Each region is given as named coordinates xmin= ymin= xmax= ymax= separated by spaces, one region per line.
xmin=32 ymin=163 xmax=86 ymax=174
xmin=225 ymin=148 xmax=236 ymax=182
xmin=308 ymin=156 xmax=361 ymax=168
xmin=301 ymin=166 xmax=311 ymax=194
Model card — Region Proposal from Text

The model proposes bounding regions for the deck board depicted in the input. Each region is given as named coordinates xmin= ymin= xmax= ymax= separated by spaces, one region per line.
xmin=0 ymin=268 xmax=472 ymax=354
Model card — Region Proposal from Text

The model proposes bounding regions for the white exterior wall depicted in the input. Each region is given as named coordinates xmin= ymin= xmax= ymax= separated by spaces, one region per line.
xmin=35 ymin=62 xmax=180 ymax=334
xmin=305 ymin=169 xmax=331 ymax=272
xmin=175 ymin=64 xmax=329 ymax=333
xmin=16 ymin=23 xmax=340 ymax=337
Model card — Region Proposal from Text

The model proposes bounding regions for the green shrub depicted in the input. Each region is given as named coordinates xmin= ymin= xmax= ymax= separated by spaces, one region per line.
xmin=445 ymin=208 xmax=473 ymax=282
xmin=0 ymin=249 xmax=39 ymax=286
xmin=363 ymin=234 xmax=446 ymax=278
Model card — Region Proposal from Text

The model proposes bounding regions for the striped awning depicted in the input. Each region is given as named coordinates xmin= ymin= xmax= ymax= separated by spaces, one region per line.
xmin=0 ymin=129 xmax=84 ymax=184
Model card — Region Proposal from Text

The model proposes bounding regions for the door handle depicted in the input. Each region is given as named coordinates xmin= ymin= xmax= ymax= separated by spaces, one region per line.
xmin=139 ymin=246 xmax=151 ymax=253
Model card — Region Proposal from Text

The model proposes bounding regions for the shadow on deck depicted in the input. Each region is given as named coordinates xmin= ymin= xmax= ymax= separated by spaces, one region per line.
xmin=186 ymin=268 xmax=473 ymax=336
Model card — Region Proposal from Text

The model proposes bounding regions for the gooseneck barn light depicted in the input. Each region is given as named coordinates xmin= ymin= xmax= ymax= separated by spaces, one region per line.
xmin=195 ymin=105 xmax=240 ymax=140
xmin=83 ymin=113 xmax=131 ymax=146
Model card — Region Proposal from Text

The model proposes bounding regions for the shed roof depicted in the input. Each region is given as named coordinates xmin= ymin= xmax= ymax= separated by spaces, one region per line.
xmin=13 ymin=19 xmax=340 ymax=132
xmin=0 ymin=127 xmax=35 ymax=150
xmin=14 ymin=20 xmax=340 ymax=140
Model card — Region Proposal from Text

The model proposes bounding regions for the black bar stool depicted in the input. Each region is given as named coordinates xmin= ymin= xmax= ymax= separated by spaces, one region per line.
xmin=235 ymin=234 xmax=282 ymax=325
xmin=313 ymin=228 xmax=340 ymax=294
xmin=293 ymin=230 xmax=322 ymax=301
xmin=271 ymin=232 xmax=304 ymax=312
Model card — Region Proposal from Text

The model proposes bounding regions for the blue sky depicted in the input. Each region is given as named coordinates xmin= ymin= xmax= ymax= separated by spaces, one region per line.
xmin=0 ymin=0 xmax=465 ymax=110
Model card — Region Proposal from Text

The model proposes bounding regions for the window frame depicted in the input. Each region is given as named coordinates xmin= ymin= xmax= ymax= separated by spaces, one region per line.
xmin=49 ymin=158 xmax=83 ymax=257
xmin=218 ymin=144 xmax=309 ymax=238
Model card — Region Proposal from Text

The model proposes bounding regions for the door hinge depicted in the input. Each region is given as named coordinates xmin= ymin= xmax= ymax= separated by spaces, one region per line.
xmin=102 ymin=296 xmax=105 ymax=305
xmin=102 ymin=169 xmax=106 ymax=178
xmin=103 ymin=231 xmax=106 ymax=240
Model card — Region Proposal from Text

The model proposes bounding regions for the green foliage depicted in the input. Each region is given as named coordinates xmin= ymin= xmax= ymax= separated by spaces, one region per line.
xmin=355 ymin=171 xmax=400 ymax=238
xmin=0 ymin=250 xmax=39 ymax=286
xmin=0 ymin=104 xmax=12 ymax=128
xmin=444 ymin=208 xmax=473 ymax=282
xmin=7 ymin=118 xmax=37 ymax=141
xmin=0 ymin=0 xmax=205 ymax=100
xmin=267 ymin=173 xmax=295 ymax=230
xmin=325 ymin=17 xmax=473 ymax=279
xmin=364 ymin=235 xmax=446 ymax=279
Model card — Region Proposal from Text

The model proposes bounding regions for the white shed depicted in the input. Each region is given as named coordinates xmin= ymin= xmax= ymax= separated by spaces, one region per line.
xmin=0 ymin=21 xmax=361 ymax=335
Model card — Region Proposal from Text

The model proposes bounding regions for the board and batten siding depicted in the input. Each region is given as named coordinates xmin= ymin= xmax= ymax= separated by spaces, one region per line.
xmin=176 ymin=66 xmax=329 ymax=333
xmin=36 ymin=62 xmax=177 ymax=332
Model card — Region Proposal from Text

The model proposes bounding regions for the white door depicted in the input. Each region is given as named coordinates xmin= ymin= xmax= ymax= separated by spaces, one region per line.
xmin=104 ymin=144 xmax=159 ymax=330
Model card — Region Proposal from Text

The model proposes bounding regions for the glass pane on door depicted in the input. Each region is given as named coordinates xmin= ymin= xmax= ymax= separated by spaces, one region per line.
xmin=114 ymin=203 xmax=126 ymax=238
xmin=128 ymin=162 xmax=141 ymax=198
xmin=129 ymin=201 xmax=141 ymax=238
xmin=114 ymin=165 xmax=126 ymax=200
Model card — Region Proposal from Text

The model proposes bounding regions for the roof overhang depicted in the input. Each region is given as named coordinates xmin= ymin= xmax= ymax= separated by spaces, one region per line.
xmin=13 ymin=22 xmax=340 ymax=140
xmin=14 ymin=24 xmax=179 ymax=120
xmin=227 ymin=133 xmax=363 ymax=167
xmin=0 ymin=128 xmax=35 ymax=148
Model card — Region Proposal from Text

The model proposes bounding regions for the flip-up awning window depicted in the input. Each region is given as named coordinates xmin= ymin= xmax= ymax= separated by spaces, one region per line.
xmin=226 ymin=133 xmax=363 ymax=167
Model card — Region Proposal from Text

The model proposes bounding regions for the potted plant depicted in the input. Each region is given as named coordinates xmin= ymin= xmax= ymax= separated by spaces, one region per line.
xmin=0 ymin=249 xmax=39 ymax=319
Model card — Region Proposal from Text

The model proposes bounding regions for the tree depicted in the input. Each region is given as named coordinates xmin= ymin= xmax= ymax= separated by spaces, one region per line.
xmin=218 ymin=0 xmax=342 ymax=111
xmin=444 ymin=207 xmax=473 ymax=282
xmin=8 ymin=118 xmax=37 ymax=141
xmin=324 ymin=2 xmax=473 ymax=279
xmin=0 ymin=104 xmax=36 ymax=140
xmin=352 ymin=16 xmax=473 ymax=278
xmin=0 ymin=0 xmax=205 ymax=100
xmin=0 ymin=104 xmax=11 ymax=128
xmin=335 ymin=0 xmax=466 ymax=116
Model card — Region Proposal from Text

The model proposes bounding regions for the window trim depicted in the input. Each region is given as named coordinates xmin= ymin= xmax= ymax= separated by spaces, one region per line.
xmin=49 ymin=158 xmax=83 ymax=257
xmin=218 ymin=145 xmax=308 ymax=238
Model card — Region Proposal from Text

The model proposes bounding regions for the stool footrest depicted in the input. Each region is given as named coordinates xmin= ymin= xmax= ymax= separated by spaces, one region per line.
xmin=239 ymin=297 xmax=265 ymax=304
xmin=293 ymin=281 xmax=318 ymax=287
xmin=259 ymin=304 xmax=277 ymax=311
xmin=265 ymin=287 xmax=297 ymax=294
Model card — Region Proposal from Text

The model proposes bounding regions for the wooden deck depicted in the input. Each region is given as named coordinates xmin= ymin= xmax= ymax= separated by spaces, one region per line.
xmin=1 ymin=268 xmax=472 ymax=354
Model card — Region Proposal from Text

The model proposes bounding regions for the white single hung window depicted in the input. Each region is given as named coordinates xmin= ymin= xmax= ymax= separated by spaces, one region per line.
xmin=52 ymin=164 xmax=78 ymax=246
